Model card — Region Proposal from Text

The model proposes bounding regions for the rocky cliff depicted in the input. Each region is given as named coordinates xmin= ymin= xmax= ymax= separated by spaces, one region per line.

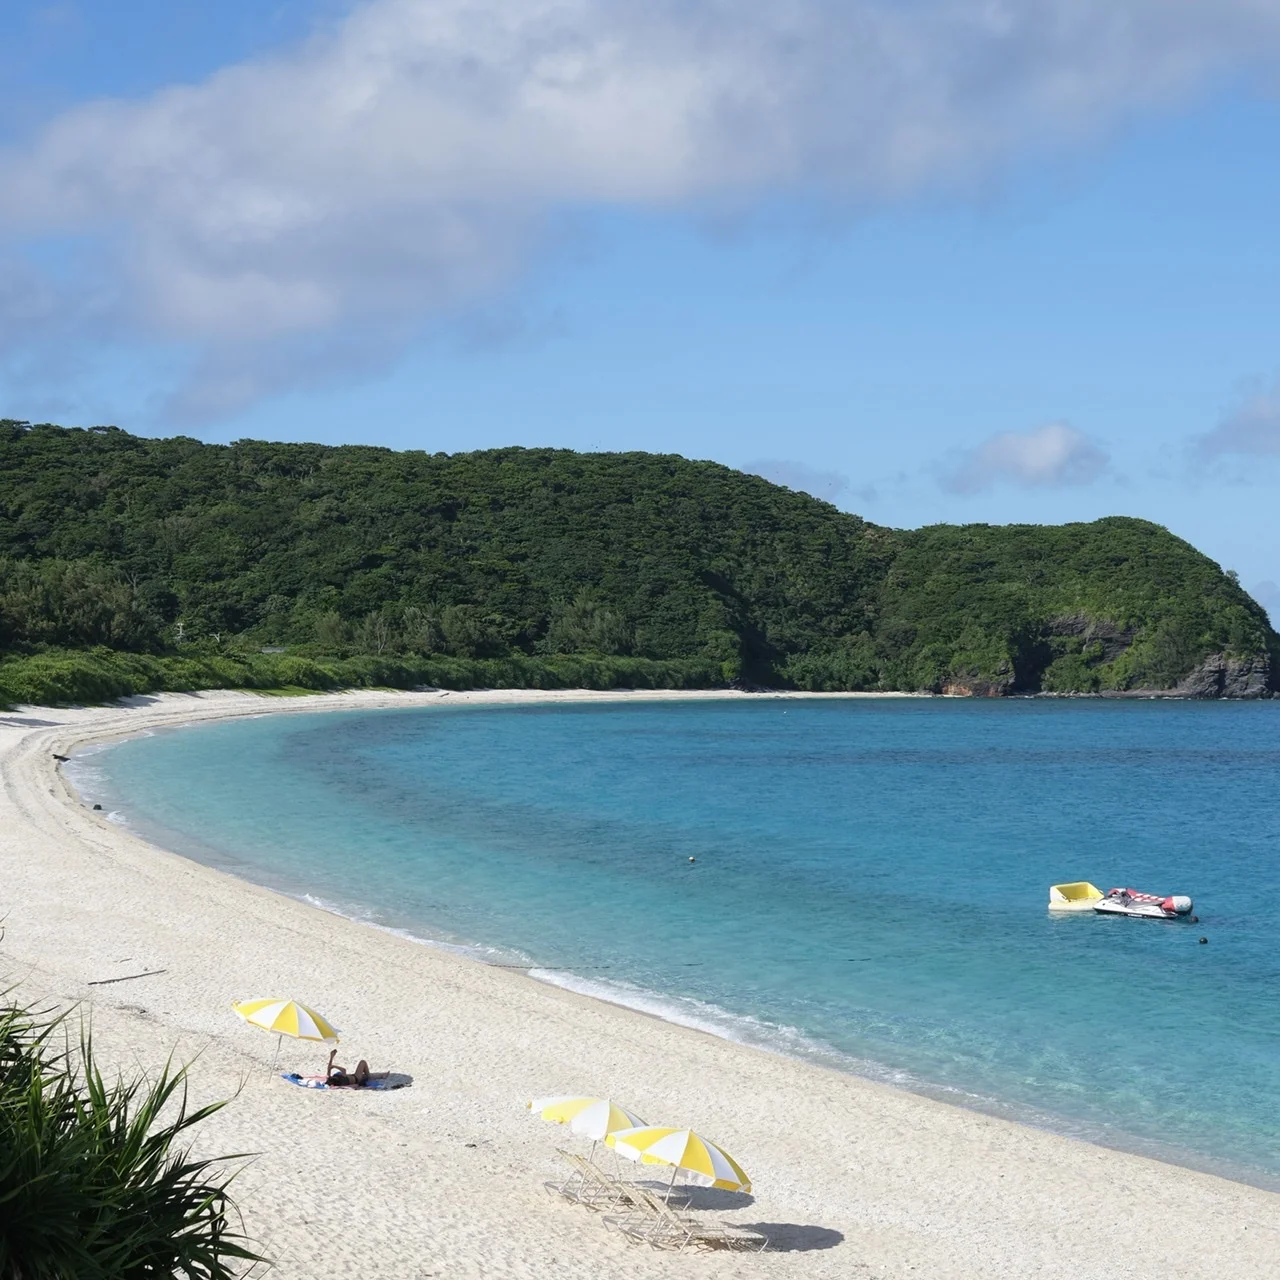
xmin=1174 ymin=652 xmax=1272 ymax=699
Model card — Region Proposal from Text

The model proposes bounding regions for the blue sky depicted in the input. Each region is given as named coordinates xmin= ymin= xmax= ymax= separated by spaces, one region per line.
xmin=1 ymin=1 xmax=1279 ymax=617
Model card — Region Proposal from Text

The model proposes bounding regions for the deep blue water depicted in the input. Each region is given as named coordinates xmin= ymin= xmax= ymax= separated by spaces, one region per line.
xmin=77 ymin=698 xmax=1280 ymax=1184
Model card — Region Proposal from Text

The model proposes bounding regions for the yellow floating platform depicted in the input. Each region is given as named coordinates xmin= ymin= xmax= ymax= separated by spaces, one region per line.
xmin=1048 ymin=881 xmax=1103 ymax=912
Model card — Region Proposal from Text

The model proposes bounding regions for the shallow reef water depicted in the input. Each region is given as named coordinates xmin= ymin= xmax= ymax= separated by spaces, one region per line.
xmin=79 ymin=697 xmax=1280 ymax=1186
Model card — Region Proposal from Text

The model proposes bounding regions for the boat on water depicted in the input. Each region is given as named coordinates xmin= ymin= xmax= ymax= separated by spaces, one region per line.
xmin=1093 ymin=887 xmax=1194 ymax=919
xmin=1049 ymin=882 xmax=1194 ymax=919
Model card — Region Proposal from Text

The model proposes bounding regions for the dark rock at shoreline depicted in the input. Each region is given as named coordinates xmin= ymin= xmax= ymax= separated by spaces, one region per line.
xmin=1175 ymin=652 xmax=1272 ymax=699
xmin=965 ymin=648 xmax=1274 ymax=700
xmin=942 ymin=677 xmax=1014 ymax=697
xmin=726 ymin=678 xmax=778 ymax=694
xmin=1090 ymin=651 xmax=1274 ymax=699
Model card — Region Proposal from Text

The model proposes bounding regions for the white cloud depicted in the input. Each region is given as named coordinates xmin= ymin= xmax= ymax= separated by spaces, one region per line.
xmin=4 ymin=0 xmax=1280 ymax=418
xmin=941 ymin=422 xmax=1109 ymax=493
xmin=1198 ymin=379 xmax=1280 ymax=457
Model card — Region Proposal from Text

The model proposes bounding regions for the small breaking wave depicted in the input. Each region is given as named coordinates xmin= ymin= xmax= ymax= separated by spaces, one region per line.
xmin=528 ymin=967 xmax=896 ymax=1078
xmin=293 ymin=892 xmax=530 ymax=967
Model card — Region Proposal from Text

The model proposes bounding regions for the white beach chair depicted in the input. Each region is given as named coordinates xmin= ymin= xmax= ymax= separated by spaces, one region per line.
xmin=605 ymin=1185 xmax=769 ymax=1252
xmin=604 ymin=1185 xmax=697 ymax=1250
xmin=543 ymin=1149 xmax=631 ymax=1212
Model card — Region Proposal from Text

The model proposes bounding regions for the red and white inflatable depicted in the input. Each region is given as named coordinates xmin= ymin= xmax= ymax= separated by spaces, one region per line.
xmin=1093 ymin=887 xmax=1194 ymax=919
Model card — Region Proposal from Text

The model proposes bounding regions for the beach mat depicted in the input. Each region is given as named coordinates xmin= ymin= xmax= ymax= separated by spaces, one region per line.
xmin=281 ymin=1072 xmax=406 ymax=1091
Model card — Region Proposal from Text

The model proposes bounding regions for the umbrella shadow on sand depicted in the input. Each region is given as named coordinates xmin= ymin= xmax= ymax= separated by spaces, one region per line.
xmin=731 ymin=1223 xmax=844 ymax=1252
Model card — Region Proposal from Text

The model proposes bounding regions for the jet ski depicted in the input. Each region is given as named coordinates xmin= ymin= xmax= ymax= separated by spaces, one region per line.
xmin=1092 ymin=887 xmax=1194 ymax=920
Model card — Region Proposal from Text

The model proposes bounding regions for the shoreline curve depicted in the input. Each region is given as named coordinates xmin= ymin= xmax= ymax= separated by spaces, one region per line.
xmin=3 ymin=687 xmax=1278 ymax=1280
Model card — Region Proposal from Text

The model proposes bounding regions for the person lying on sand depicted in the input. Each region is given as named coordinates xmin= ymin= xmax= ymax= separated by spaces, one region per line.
xmin=326 ymin=1048 xmax=389 ymax=1087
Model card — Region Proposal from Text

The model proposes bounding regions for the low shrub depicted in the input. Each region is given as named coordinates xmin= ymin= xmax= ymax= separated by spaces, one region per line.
xmin=0 ymin=647 xmax=724 ymax=708
xmin=0 ymin=994 xmax=263 ymax=1279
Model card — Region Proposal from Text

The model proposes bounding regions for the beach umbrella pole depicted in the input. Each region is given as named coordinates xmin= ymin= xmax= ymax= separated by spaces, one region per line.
xmin=269 ymin=1033 xmax=281 ymax=1079
xmin=666 ymin=1165 xmax=678 ymax=1204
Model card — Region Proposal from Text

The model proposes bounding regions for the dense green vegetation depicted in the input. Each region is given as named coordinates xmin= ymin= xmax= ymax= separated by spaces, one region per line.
xmin=0 ymin=649 xmax=718 ymax=707
xmin=0 ymin=990 xmax=262 ymax=1278
xmin=0 ymin=420 xmax=1274 ymax=704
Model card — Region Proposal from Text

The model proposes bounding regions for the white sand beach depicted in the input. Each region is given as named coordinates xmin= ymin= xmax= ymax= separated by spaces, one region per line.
xmin=1 ymin=687 xmax=1276 ymax=1279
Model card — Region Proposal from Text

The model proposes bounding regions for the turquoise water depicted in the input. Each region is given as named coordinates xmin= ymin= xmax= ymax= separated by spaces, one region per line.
xmin=78 ymin=698 xmax=1280 ymax=1184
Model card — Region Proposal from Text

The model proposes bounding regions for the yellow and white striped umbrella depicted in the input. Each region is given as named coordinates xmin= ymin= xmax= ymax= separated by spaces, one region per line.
xmin=528 ymin=1096 xmax=647 ymax=1142
xmin=606 ymin=1126 xmax=752 ymax=1193
xmin=233 ymin=998 xmax=339 ymax=1076
xmin=233 ymin=998 xmax=340 ymax=1042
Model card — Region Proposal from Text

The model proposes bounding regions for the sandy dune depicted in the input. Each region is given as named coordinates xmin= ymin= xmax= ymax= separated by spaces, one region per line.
xmin=1 ymin=688 xmax=1275 ymax=1279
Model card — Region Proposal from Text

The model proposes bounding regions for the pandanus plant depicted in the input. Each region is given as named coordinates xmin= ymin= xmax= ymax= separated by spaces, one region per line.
xmin=0 ymin=994 xmax=266 ymax=1279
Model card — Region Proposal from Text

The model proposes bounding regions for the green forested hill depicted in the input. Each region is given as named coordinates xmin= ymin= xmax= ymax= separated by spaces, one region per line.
xmin=0 ymin=420 xmax=1274 ymax=703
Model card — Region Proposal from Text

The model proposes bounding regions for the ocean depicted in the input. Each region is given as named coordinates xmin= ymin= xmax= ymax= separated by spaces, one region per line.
xmin=72 ymin=697 xmax=1280 ymax=1186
